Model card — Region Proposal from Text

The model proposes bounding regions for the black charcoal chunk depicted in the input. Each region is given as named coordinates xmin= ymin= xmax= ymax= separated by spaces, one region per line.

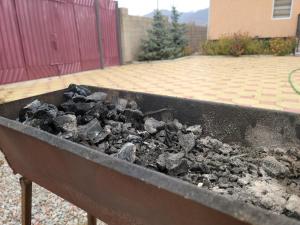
xmin=86 ymin=92 xmax=107 ymax=102
xmin=115 ymin=143 xmax=136 ymax=163
xmin=186 ymin=125 xmax=202 ymax=135
xmin=67 ymin=84 xmax=91 ymax=96
xmin=78 ymin=118 xmax=103 ymax=144
xmin=285 ymin=195 xmax=300 ymax=219
xmin=128 ymin=100 xmax=138 ymax=110
xmin=116 ymin=98 xmax=128 ymax=112
xmin=54 ymin=114 xmax=77 ymax=133
xmin=19 ymin=100 xmax=42 ymax=122
xmin=178 ymin=132 xmax=195 ymax=153
xmin=144 ymin=117 xmax=165 ymax=134
xmin=124 ymin=109 xmax=144 ymax=127
xmin=197 ymin=136 xmax=223 ymax=150
xmin=20 ymin=100 xmax=58 ymax=122
xmin=262 ymin=156 xmax=289 ymax=178
xmin=157 ymin=152 xmax=189 ymax=176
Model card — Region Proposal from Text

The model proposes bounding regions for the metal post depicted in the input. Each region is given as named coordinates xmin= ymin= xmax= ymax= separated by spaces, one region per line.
xmin=20 ymin=177 xmax=32 ymax=225
xmin=87 ymin=213 xmax=97 ymax=225
xmin=115 ymin=2 xmax=123 ymax=65
xmin=94 ymin=0 xmax=104 ymax=68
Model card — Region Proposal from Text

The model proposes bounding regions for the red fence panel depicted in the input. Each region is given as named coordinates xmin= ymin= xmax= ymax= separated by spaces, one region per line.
xmin=100 ymin=0 xmax=120 ymax=67
xmin=15 ymin=0 xmax=59 ymax=79
xmin=0 ymin=0 xmax=28 ymax=84
xmin=54 ymin=0 xmax=81 ymax=75
xmin=15 ymin=0 xmax=81 ymax=79
xmin=74 ymin=0 xmax=101 ymax=70
xmin=0 ymin=0 xmax=120 ymax=85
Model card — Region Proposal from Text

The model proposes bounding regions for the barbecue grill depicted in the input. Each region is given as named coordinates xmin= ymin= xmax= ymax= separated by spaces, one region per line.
xmin=0 ymin=86 xmax=299 ymax=225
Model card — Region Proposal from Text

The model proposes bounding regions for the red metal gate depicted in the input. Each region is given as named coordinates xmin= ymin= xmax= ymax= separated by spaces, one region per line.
xmin=0 ymin=0 xmax=120 ymax=85
xmin=100 ymin=0 xmax=120 ymax=67
xmin=15 ymin=0 xmax=59 ymax=79
xmin=54 ymin=0 xmax=81 ymax=75
xmin=15 ymin=0 xmax=81 ymax=79
xmin=73 ymin=0 xmax=101 ymax=70
xmin=0 ymin=0 xmax=28 ymax=84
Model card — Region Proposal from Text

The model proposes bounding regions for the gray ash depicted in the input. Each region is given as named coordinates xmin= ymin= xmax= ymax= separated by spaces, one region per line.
xmin=18 ymin=84 xmax=300 ymax=221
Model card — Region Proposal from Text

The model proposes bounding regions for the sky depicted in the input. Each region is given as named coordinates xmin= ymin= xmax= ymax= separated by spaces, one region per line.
xmin=118 ymin=0 xmax=210 ymax=16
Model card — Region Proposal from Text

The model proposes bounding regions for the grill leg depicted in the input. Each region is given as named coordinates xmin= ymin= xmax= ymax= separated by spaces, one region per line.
xmin=87 ymin=213 xmax=97 ymax=225
xmin=20 ymin=177 xmax=32 ymax=225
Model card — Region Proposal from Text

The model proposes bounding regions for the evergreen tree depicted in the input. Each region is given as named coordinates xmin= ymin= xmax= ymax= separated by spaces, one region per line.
xmin=170 ymin=6 xmax=188 ymax=58
xmin=139 ymin=10 xmax=173 ymax=61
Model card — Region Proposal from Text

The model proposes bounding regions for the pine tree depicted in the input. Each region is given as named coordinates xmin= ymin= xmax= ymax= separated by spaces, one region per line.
xmin=139 ymin=10 xmax=174 ymax=61
xmin=170 ymin=6 xmax=188 ymax=58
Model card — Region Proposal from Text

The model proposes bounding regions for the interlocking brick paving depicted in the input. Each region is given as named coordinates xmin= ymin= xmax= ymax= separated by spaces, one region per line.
xmin=1 ymin=55 xmax=300 ymax=113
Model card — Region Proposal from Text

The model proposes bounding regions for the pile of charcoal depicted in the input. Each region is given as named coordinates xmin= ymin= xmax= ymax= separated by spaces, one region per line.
xmin=18 ymin=84 xmax=300 ymax=220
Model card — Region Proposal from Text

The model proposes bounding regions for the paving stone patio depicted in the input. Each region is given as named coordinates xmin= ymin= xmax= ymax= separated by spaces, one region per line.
xmin=1 ymin=55 xmax=300 ymax=113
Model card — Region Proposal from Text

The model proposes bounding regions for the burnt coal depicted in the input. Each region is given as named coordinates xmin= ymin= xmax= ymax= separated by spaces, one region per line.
xmin=285 ymin=195 xmax=300 ymax=219
xmin=19 ymin=100 xmax=42 ymax=122
xmin=19 ymin=100 xmax=58 ymax=122
xmin=18 ymin=84 xmax=300 ymax=221
xmin=128 ymin=100 xmax=138 ymax=110
xmin=144 ymin=117 xmax=165 ymax=134
xmin=123 ymin=109 xmax=144 ymax=128
xmin=178 ymin=132 xmax=196 ymax=153
xmin=54 ymin=114 xmax=77 ymax=134
xmin=115 ymin=98 xmax=128 ymax=112
xmin=78 ymin=119 xmax=104 ymax=144
xmin=157 ymin=152 xmax=189 ymax=176
xmin=114 ymin=143 xmax=136 ymax=163
xmin=186 ymin=125 xmax=202 ymax=135
xmin=86 ymin=92 xmax=107 ymax=102
xmin=67 ymin=84 xmax=92 ymax=97
xmin=262 ymin=156 xmax=290 ymax=178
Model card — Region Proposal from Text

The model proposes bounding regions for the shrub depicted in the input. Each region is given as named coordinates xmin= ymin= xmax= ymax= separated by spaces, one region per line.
xmin=202 ymin=34 xmax=297 ymax=57
xmin=202 ymin=33 xmax=251 ymax=56
xmin=270 ymin=37 xmax=297 ymax=56
xmin=245 ymin=39 xmax=265 ymax=55
xmin=202 ymin=40 xmax=219 ymax=55
xmin=215 ymin=36 xmax=231 ymax=55
xmin=202 ymin=37 xmax=233 ymax=55
xmin=261 ymin=39 xmax=271 ymax=54
xmin=229 ymin=34 xmax=248 ymax=56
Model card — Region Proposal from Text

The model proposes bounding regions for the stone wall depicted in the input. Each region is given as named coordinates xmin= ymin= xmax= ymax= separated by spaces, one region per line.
xmin=119 ymin=8 xmax=153 ymax=63
xmin=119 ymin=8 xmax=207 ymax=63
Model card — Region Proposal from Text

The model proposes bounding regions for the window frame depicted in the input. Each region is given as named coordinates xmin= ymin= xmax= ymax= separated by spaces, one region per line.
xmin=272 ymin=0 xmax=293 ymax=20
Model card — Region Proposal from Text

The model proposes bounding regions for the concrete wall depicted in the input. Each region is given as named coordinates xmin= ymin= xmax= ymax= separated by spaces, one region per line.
xmin=119 ymin=8 xmax=152 ymax=63
xmin=208 ymin=0 xmax=300 ymax=40
xmin=119 ymin=8 xmax=207 ymax=63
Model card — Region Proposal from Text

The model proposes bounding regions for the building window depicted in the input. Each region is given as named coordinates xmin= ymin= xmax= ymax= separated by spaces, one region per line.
xmin=273 ymin=0 xmax=293 ymax=19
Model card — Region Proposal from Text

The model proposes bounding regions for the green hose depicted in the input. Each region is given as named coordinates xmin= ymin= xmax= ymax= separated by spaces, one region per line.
xmin=288 ymin=68 xmax=300 ymax=95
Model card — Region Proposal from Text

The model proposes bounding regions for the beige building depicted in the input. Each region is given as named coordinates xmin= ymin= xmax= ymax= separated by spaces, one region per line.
xmin=208 ymin=0 xmax=300 ymax=40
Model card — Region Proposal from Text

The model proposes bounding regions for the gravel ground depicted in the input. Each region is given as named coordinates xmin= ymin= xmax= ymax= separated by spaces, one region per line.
xmin=0 ymin=152 xmax=106 ymax=225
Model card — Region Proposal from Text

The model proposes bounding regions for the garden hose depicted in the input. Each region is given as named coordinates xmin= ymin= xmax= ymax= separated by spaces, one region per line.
xmin=288 ymin=68 xmax=300 ymax=95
